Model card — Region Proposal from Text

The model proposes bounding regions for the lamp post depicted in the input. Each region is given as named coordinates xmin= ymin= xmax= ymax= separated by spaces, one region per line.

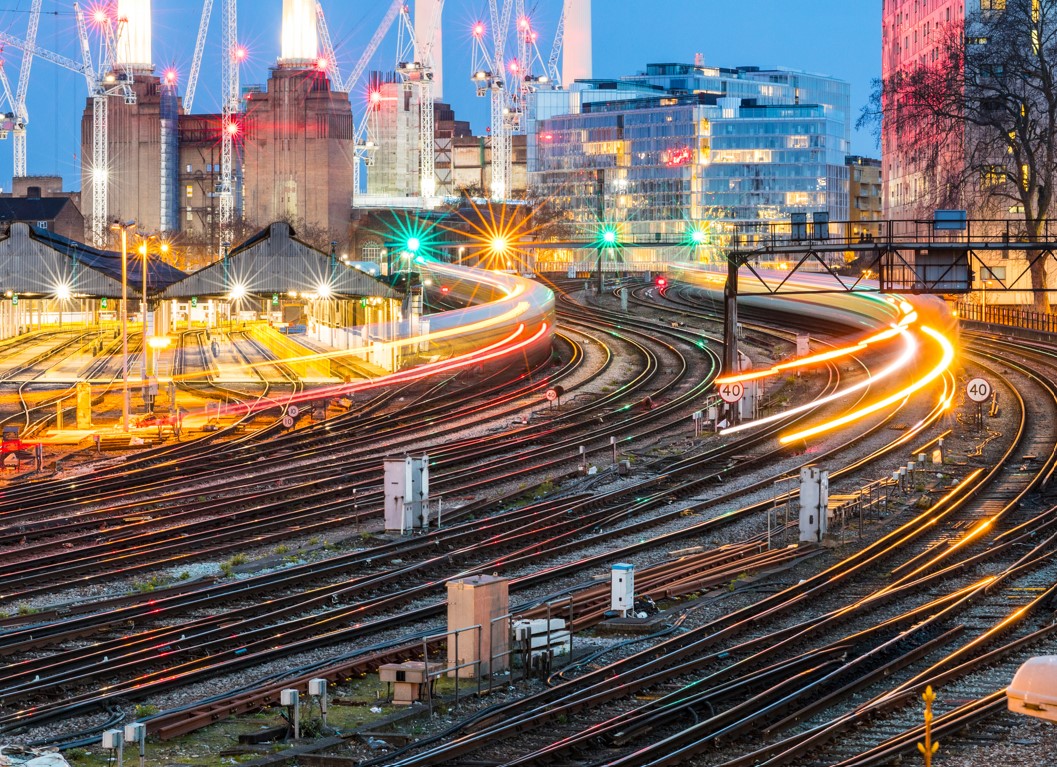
xmin=135 ymin=236 xmax=168 ymax=378
xmin=110 ymin=221 xmax=136 ymax=432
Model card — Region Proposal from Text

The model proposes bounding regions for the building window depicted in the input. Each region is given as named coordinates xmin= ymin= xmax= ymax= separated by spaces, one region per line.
xmin=185 ymin=185 xmax=194 ymax=198
xmin=981 ymin=0 xmax=1005 ymax=10
xmin=185 ymin=164 xmax=192 ymax=173
xmin=36 ymin=221 xmax=48 ymax=229
xmin=186 ymin=207 xmax=194 ymax=222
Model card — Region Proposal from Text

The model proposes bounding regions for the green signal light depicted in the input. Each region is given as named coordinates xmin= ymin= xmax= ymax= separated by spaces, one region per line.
xmin=690 ymin=229 xmax=707 ymax=245
xmin=406 ymin=237 xmax=422 ymax=253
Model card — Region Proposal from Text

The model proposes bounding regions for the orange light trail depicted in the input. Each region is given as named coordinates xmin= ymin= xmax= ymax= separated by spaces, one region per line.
xmin=714 ymin=310 xmax=915 ymax=386
xmin=720 ymin=325 xmax=918 ymax=436
xmin=777 ymin=325 xmax=956 ymax=444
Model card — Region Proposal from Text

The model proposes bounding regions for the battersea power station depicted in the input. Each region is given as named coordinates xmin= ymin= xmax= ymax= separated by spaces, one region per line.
xmin=79 ymin=0 xmax=355 ymax=252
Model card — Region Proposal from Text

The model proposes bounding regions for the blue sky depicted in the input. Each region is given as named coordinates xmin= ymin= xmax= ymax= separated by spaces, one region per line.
xmin=1 ymin=0 xmax=880 ymax=190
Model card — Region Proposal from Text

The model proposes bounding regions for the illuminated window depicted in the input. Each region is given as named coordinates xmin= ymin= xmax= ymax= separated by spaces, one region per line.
xmin=981 ymin=166 xmax=1004 ymax=187
xmin=981 ymin=0 xmax=1005 ymax=9
xmin=185 ymin=185 xmax=193 ymax=198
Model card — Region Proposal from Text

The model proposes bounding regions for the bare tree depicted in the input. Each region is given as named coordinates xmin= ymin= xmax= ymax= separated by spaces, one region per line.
xmin=867 ymin=0 xmax=1057 ymax=311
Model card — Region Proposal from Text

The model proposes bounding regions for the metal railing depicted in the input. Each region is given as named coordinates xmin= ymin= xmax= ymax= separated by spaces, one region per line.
xmin=958 ymin=301 xmax=1057 ymax=334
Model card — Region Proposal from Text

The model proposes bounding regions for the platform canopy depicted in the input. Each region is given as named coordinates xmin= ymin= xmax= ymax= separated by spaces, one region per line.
xmin=0 ymin=222 xmax=186 ymax=299
xmin=161 ymin=222 xmax=400 ymax=301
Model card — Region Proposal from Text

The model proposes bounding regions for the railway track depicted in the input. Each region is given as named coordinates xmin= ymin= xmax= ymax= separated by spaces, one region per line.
xmin=0 ymin=281 xmax=965 ymax=751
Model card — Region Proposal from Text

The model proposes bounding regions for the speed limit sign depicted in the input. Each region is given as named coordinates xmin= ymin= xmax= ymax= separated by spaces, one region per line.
xmin=717 ymin=381 xmax=745 ymax=404
xmin=965 ymin=378 xmax=992 ymax=403
xmin=282 ymin=415 xmax=294 ymax=428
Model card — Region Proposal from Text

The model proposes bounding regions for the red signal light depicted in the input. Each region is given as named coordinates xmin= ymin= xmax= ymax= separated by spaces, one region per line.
xmin=440 ymin=286 xmax=450 ymax=294
xmin=655 ymin=277 xmax=667 ymax=287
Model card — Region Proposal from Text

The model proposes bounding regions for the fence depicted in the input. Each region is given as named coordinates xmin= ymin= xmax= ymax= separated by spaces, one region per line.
xmin=958 ymin=301 xmax=1057 ymax=334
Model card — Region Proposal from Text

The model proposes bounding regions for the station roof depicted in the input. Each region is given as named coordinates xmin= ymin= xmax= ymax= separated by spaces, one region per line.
xmin=0 ymin=222 xmax=182 ymax=299
xmin=29 ymin=226 xmax=188 ymax=292
xmin=161 ymin=222 xmax=400 ymax=301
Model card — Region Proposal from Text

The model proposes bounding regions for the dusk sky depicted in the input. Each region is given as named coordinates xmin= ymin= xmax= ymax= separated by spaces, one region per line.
xmin=0 ymin=0 xmax=880 ymax=190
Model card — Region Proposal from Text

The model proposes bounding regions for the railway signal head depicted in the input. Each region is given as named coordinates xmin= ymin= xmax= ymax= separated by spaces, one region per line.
xmin=440 ymin=286 xmax=450 ymax=295
xmin=655 ymin=276 xmax=667 ymax=288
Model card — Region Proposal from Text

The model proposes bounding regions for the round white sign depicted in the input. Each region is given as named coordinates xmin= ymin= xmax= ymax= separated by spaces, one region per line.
xmin=965 ymin=378 xmax=992 ymax=403
xmin=282 ymin=415 xmax=294 ymax=428
xmin=545 ymin=389 xmax=559 ymax=402
xmin=717 ymin=381 xmax=745 ymax=404
xmin=287 ymin=405 xmax=300 ymax=418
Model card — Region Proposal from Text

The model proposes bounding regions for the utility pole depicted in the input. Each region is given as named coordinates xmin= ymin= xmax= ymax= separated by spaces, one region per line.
xmin=596 ymin=169 xmax=605 ymax=296
xmin=723 ymin=250 xmax=740 ymax=426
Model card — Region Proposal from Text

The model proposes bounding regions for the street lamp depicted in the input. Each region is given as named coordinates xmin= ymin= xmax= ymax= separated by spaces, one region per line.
xmin=110 ymin=220 xmax=136 ymax=432
xmin=136 ymin=235 xmax=168 ymax=378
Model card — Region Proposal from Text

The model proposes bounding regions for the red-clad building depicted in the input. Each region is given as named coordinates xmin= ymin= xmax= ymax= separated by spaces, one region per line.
xmin=882 ymin=0 xmax=970 ymax=218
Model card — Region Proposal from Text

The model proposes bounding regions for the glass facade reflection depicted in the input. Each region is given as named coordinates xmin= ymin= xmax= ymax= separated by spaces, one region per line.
xmin=528 ymin=63 xmax=851 ymax=256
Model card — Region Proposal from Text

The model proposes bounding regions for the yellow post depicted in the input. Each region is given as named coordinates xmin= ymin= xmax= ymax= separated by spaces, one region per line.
xmin=918 ymin=685 xmax=940 ymax=766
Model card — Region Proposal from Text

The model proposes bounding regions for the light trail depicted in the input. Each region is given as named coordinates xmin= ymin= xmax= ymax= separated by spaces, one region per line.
xmin=777 ymin=325 xmax=956 ymax=444
xmin=719 ymin=324 xmax=918 ymax=436
xmin=714 ymin=307 xmax=916 ymax=386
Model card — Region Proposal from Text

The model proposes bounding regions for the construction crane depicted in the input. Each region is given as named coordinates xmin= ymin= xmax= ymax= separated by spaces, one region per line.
xmin=510 ymin=2 xmax=553 ymax=126
xmin=0 ymin=11 xmax=110 ymax=216
xmin=73 ymin=4 xmax=137 ymax=247
xmin=9 ymin=0 xmax=42 ymax=178
xmin=314 ymin=0 xmax=401 ymax=193
xmin=471 ymin=0 xmax=514 ymax=200
xmin=342 ymin=0 xmax=403 ymax=95
xmin=394 ymin=1 xmax=444 ymax=199
xmin=546 ymin=3 xmax=565 ymax=86
xmin=184 ymin=0 xmax=214 ymax=114
xmin=315 ymin=1 xmax=344 ymax=88
xmin=218 ymin=0 xmax=240 ymax=244
xmin=0 ymin=56 xmax=17 ymax=140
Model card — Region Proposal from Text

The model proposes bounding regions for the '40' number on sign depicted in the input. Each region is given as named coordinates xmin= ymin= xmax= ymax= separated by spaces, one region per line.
xmin=717 ymin=382 xmax=745 ymax=403
xmin=965 ymin=378 xmax=992 ymax=403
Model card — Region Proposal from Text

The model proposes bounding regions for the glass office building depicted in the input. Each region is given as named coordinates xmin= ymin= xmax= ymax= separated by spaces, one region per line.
xmin=528 ymin=63 xmax=851 ymax=260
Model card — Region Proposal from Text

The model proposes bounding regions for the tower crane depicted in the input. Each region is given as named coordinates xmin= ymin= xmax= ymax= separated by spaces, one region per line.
xmin=218 ymin=0 xmax=240 ymax=243
xmin=315 ymin=0 xmax=401 ymax=193
xmin=546 ymin=4 xmax=565 ymax=86
xmin=0 ymin=6 xmax=127 ymax=243
xmin=510 ymin=2 xmax=552 ymax=124
xmin=341 ymin=0 xmax=403 ymax=95
xmin=315 ymin=1 xmax=343 ymax=88
xmin=10 ymin=0 xmax=41 ymax=179
xmin=471 ymin=0 xmax=514 ymax=200
xmin=75 ymin=4 xmax=136 ymax=247
xmin=0 ymin=56 xmax=17 ymax=140
xmin=396 ymin=1 xmax=444 ymax=199
xmin=184 ymin=0 xmax=214 ymax=114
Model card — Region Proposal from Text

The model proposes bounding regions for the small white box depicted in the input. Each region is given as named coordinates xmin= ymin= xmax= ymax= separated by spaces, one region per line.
xmin=308 ymin=678 xmax=327 ymax=697
xmin=280 ymin=688 xmax=299 ymax=706
xmin=101 ymin=729 xmax=123 ymax=749
xmin=1008 ymin=656 xmax=1057 ymax=723
xmin=124 ymin=722 xmax=145 ymax=743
